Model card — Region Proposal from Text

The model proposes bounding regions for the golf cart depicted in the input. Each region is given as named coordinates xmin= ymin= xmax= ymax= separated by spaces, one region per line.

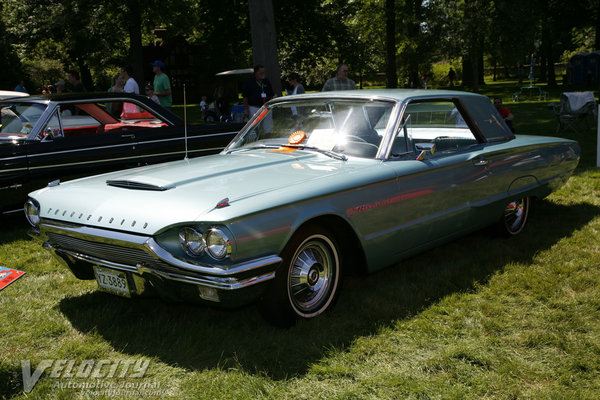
xmin=204 ymin=68 xmax=252 ymax=123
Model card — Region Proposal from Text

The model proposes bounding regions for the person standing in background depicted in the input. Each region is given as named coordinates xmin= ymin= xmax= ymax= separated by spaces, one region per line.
xmin=322 ymin=63 xmax=356 ymax=91
xmin=151 ymin=60 xmax=172 ymax=110
xmin=447 ymin=68 xmax=456 ymax=87
xmin=242 ymin=64 xmax=274 ymax=117
xmin=54 ymin=81 xmax=66 ymax=93
xmin=67 ymin=70 xmax=86 ymax=92
xmin=287 ymin=72 xmax=305 ymax=96
xmin=121 ymin=65 xmax=139 ymax=94
xmin=108 ymin=73 xmax=124 ymax=93
xmin=14 ymin=80 xmax=27 ymax=93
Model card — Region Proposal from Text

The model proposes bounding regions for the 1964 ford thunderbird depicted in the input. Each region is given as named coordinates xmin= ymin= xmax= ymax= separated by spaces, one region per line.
xmin=26 ymin=90 xmax=580 ymax=325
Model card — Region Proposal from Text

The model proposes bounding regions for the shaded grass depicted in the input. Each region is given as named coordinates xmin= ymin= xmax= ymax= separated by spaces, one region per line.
xmin=1 ymin=80 xmax=600 ymax=399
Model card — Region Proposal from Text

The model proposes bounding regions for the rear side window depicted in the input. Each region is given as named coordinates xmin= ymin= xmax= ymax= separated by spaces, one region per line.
xmin=460 ymin=95 xmax=514 ymax=141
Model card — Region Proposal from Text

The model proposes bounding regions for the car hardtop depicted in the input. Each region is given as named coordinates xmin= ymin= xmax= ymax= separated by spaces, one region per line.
xmin=2 ymin=91 xmax=158 ymax=103
xmin=0 ymin=92 xmax=184 ymax=125
xmin=268 ymin=89 xmax=515 ymax=143
xmin=274 ymin=88 xmax=489 ymax=103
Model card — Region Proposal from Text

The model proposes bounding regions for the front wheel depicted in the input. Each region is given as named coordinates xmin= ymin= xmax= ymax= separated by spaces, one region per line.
xmin=259 ymin=224 xmax=342 ymax=327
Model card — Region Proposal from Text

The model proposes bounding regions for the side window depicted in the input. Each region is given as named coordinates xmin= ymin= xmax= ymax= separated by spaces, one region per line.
xmin=39 ymin=110 xmax=63 ymax=140
xmin=393 ymin=101 xmax=478 ymax=158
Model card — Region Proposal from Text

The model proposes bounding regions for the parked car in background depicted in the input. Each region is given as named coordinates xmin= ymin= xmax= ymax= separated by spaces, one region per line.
xmin=0 ymin=93 xmax=242 ymax=213
xmin=26 ymin=89 xmax=580 ymax=326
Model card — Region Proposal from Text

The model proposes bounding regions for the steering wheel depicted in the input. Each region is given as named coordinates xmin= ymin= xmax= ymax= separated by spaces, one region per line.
xmin=333 ymin=140 xmax=380 ymax=158
xmin=343 ymin=135 xmax=368 ymax=143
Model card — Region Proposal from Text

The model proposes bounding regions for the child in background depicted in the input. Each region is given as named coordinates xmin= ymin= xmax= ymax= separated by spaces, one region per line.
xmin=145 ymin=84 xmax=160 ymax=104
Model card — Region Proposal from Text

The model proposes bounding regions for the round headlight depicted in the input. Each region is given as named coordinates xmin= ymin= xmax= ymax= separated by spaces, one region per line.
xmin=178 ymin=227 xmax=205 ymax=256
xmin=24 ymin=200 xmax=40 ymax=228
xmin=205 ymin=228 xmax=232 ymax=260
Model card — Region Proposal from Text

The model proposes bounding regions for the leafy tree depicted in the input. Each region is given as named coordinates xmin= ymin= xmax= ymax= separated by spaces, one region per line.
xmin=0 ymin=1 xmax=24 ymax=90
xmin=273 ymin=0 xmax=355 ymax=88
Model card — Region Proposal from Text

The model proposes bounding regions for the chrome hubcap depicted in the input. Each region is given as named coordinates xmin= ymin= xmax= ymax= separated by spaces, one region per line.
xmin=504 ymin=198 xmax=527 ymax=233
xmin=289 ymin=237 xmax=334 ymax=312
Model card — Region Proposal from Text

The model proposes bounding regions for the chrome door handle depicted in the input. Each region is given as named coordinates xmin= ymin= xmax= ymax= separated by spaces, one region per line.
xmin=121 ymin=133 xmax=135 ymax=139
xmin=472 ymin=158 xmax=488 ymax=166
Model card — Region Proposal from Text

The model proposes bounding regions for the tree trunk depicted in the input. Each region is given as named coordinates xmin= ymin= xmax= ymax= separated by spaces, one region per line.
xmin=127 ymin=0 xmax=144 ymax=90
xmin=461 ymin=57 xmax=471 ymax=87
xmin=248 ymin=0 xmax=282 ymax=96
xmin=547 ymin=40 xmax=556 ymax=87
xmin=540 ymin=54 xmax=547 ymax=83
xmin=472 ymin=54 xmax=479 ymax=93
xmin=540 ymin=19 xmax=548 ymax=83
xmin=596 ymin=0 xmax=600 ymax=49
xmin=78 ymin=59 xmax=94 ymax=91
xmin=385 ymin=0 xmax=397 ymax=88
xmin=478 ymin=52 xmax=485 ymax=85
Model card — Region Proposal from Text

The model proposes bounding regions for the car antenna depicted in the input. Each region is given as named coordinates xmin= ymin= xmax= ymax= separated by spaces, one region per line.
xmin=183 ymin=83 xmax=189 ymax=160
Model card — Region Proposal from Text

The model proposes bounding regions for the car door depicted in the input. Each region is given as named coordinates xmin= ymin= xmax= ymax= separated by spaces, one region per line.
xmin=0 ymin=141 xmax=29 ymax=211
xmin=25 ymin=105 xmax=138 ymax=192
xmin=382 ymin=100 xmax=492 ymax=259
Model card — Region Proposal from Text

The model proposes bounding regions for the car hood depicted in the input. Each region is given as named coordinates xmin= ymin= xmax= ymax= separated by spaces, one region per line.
xmin=30 ymin=150 xmax=383 ymax=234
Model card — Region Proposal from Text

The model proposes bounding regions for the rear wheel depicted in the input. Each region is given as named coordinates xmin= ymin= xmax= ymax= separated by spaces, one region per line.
xmin=500 ymin=196 xmax=530 ymax=236
xmin=259 ymin=224 xmax=342 ymax=327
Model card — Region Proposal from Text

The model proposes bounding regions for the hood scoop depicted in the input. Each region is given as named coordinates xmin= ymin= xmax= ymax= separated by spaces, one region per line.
xmin=106 ymin=179 xmax=171 ymax=191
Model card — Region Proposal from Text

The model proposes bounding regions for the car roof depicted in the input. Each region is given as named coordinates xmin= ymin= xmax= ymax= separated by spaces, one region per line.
xmin=278 ymin=88 xmax=487 ymax=103
xmin=271 ymin=89 xmax=513 ymax=142
xmin=0 ymin=90 xmax=29 ymax=99
xmin=3 ymin=92 xmax=152 ymax=102
xmin=0 ymin=92 xmax=184 ymax=125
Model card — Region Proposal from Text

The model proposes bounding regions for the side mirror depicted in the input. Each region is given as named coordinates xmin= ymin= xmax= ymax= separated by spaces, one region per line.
xmin=415 ymin=142 xmax=436 ymax=161
xmin=42 ymin=128 xmax=64 ymax=141
xmin=42 ymin=127 xmax=55 ymax=141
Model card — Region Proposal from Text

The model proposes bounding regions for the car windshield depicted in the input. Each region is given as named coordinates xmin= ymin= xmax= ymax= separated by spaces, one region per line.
xmin=0 ymin=102 xmax=47 ymax=139
xmin=228 ymin=99 xmax=396 ymax=159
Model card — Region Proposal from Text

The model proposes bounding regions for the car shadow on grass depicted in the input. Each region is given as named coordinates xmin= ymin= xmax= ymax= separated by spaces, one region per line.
xmin=0 ymin=214 xmax=30 ymax=245
xmin=57 ymin=200 xmax=600 ymax=380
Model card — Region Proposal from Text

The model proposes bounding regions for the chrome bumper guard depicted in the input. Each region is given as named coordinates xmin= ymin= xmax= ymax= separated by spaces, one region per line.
xmin=38 ymin=220 xmax=280 ymax=291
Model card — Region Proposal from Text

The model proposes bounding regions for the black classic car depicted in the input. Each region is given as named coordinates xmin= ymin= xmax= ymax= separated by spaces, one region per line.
xmin=0 ymin=93 xmax=242 ymax=213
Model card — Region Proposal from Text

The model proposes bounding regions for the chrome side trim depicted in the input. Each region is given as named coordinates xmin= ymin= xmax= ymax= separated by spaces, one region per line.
xmin=29 ymin=147 xmax=225 ymax=171
xmin=26 ymin=132 xmax=236 ymax=159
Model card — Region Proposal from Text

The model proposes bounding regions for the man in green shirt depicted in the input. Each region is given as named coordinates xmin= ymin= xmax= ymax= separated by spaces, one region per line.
xmin=151 ymin=60 xmax=172 ymax=109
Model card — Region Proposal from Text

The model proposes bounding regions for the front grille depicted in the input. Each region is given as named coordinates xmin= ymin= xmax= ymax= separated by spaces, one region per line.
xmin=47 ymin=232 xmax=179 ymax=273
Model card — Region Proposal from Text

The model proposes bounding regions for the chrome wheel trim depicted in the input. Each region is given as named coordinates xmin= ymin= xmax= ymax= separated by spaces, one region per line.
xmin=503 ymin=197 xmax=529 ymax=235
xmin=287 ymin=234 xmax=339 ymax=317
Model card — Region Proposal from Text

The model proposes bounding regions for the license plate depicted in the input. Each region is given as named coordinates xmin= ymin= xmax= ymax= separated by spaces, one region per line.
xmin=93 ymin=266 xmax=131 ymax=297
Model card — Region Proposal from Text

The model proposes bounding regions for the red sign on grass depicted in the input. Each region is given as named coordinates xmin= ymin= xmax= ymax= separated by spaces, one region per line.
xmin=0 ymin=266 xmax=25 ymax=291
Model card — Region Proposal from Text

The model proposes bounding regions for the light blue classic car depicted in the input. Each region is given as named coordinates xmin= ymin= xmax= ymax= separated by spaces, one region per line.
xmin=26 ymin=90 xmax=580 ymax=325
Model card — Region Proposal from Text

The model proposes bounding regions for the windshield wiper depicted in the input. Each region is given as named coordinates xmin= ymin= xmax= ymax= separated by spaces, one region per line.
xmin=225 ymin=144 xmax=281 ymax=154
xmin=283 ymin=144 xmax=348 ymax=161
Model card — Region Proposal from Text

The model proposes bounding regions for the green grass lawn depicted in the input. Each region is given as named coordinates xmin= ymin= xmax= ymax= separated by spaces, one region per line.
xmin=2 ymin=82 xmax=600 ymax=399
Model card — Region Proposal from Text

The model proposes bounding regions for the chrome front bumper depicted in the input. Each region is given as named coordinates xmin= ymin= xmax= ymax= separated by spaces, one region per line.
xmin=35 ymin=219 xmax=281 ymax=303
